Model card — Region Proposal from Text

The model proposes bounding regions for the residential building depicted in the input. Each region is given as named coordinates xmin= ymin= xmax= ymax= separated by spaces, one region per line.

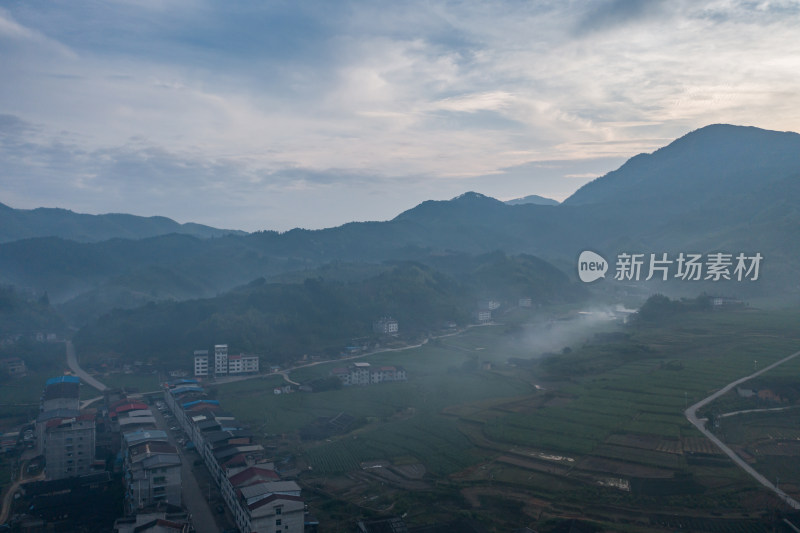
xmin=228 ymin=354 xmax=260 ymax=374
xmin=41 ymin=413 xmax=96 ymax=480
xmin=214 ymin=344 xmax=228 ymax=375
xmin=332 ymin=363 xmax=407 ymax=386
xmin=122 ymin=431 xmax=181 ymax=514
xmin=373 ymin=317 xmax=399 ymax=335
xmin=193 ymin=350 xmax=209 ymax=377
xmin=0 ymin=356 xmax=27 ymax=378
xmin=477 ymin=310 xmax=492 ymax=324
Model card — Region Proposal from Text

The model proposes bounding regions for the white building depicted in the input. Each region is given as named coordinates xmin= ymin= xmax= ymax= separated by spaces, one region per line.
xmin=373 ymin=317 xmax=399 ymax=335
xmin=194 ymin=350 xmax=209 ymax=377
xmin=214 ymin=344 xmax=228 ymax=375
xmin=332 ymin=363 xmax=407 ymax=386
xmin=228 ymin=354 xmax=259 ymax=374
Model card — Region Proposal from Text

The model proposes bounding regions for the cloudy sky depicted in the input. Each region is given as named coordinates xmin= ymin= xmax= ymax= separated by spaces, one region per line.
xmin=2 ymin=1 xmax=799 ymax=231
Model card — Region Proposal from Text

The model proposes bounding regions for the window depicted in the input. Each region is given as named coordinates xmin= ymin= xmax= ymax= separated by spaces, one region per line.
xmin=276 ymin=507 xmax=282 ymax=515
xmin=276 ymin=519 xmax=282 ymax=526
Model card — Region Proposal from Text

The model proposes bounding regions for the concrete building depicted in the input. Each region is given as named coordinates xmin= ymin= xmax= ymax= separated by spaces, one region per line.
xmin=373 ymin=317 xmax=399 ymax=335
xmin=123 ymin=432 xmax=182 ymax=514
xmin=0 ymin=356 xmax=27 ymax=378
xmin=193 ymin=350 xmax=209 ymax=377
xmin=332 ymin=363 xmax=407 ymax=386
xmin=41 ymin=413 xmax=96 ymax=480
xmin=228 ymin=353 xmax=260 ymax=374
xmin=214 ymin=344 xmax=229 ymax=375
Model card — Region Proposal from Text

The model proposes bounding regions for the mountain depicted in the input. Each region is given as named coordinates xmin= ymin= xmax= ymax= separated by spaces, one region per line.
xmin=0 ymin=203 xmax=247 ymax=243
xmin=564 ymin=124 xmax=800 ymax=209
xmin=73 ymin=255 xmax=585 ymax=365
xmin=505 ymin=194 xmax=560 ymax=206
xmin=2 ymin=124 xmax=799 ymax=321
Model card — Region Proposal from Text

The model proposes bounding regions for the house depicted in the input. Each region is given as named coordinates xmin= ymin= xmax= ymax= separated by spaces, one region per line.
xmin=228 ymin=353 xmax=260 ymax=374
xmin=124 ymin=440 xmax=182 ymax=513
xmin=332 ymin=363 xmax=407 ymax=386
xmin=373 ymin=317 xmax=399 ymax=335
xmin=0 ymin=356 xmax=27 ymax=378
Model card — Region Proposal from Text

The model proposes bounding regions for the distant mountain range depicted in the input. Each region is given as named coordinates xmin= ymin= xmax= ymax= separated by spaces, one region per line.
xmin=505 ymin=194 xmax=560 ymax=206
xmin=0 ymin=203 xmax=246 ymax=243
xmin=2 ymin=123 xmax=798 ymax=325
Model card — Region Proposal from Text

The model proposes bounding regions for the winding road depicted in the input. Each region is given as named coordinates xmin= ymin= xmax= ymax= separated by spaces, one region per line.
xmin=684 ymin=349 xmax=800 ymax=510
xmin=65 ymin=340 xmax=108 ymax=392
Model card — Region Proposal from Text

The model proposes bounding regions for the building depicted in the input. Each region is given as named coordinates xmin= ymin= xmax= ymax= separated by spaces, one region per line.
xmin=123 ymin=436 xmax=182 ymax=514
xmin=41 ymin=412 xmax=96 ymax=480
xmin=373 ymin=317 xmax=399 ymax=335
xmin=193 ymin=350 xmax=209 ymax=377
xmin=35 ymin=376 xmax=97 ymax=480
xmin=161 ymin=378 xmax=308 ymax=533
xmin=0 ymin=356 xmax=27 ymax=378
xmin=332 ymin=363 xmax=407 ymax=386
xmin=228 ymin=354 xmax=260 ymax=374
xmin=40 ymin=375 xmax=81 ymax=413
xmin=371 ymin=366 xmax=407 ymax=384
xmin=214 ymin=344 xmax=228 ymax=375
xmin=518 ymin=297 xmax=532 ymax=308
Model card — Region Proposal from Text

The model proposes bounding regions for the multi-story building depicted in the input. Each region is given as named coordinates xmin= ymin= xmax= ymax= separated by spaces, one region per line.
xmin=370 ymin=366 xmax=407 ymax=384
xmin=40 ymin=375 xmax=80 ymax=413
xmin=331 ymin=363 xmax=407 ymax=386
xmin=194 ymin=350 xmax=209 ymax=377
xmin=214 ymin=344 xmax=228 ymax=375
xmin=373 ymin=317 xmax=399 ymax=335
xmin=121 ymin=430 xmax=181 ymax=514
xmin=228 ymin=354 xmax=259 ymax=374
xmin=41 ymin=413 xmax=96 ymax=480
xmin=36 ymin=375 xmax=97 ymax=480
xmin=161 ymin=380 xmax=308 ymax=533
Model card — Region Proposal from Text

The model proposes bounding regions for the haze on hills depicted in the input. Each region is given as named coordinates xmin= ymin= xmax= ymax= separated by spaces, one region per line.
xmin=1 ymin=124 xmax=798 ymax=331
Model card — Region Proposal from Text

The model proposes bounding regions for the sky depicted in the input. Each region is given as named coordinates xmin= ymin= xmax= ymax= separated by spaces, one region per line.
xmin=2 ymin=0 xmax=800 ymax=232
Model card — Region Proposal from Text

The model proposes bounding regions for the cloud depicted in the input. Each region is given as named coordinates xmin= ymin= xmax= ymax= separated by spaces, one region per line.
xmin=2 ymin=1 xmax=800 ymax=230
xmin=574 ymin=0 xmax=667 ymax=35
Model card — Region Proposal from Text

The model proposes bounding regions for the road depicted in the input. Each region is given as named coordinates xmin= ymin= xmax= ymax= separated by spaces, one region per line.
xmin=209 ymin=324 xmax=485 ymax=389
xmin=152 ymin=407 xmax=225 ymax=533
xmin=65 ymin=340 xmax=108 ymax=391
xmin=684 ymin=349 xmax=800 ymax=510
xmin=65 ymin=341 xmax=224 ymax=531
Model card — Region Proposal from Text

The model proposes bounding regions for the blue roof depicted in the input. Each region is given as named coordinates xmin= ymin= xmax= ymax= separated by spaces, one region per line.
xmin=182 ymin=399 xmax=219 ymax=409
xmin=169 ymin=385 xmax=204 ymax=396
xmin=45 ymin=375 xmax=80 ymax=386
xmin=169 ymin=378 xmax=199 ymax=386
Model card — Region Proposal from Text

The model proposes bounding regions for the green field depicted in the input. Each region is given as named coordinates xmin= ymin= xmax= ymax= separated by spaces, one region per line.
xmin=212 ymin=307 xmax=800 ymax=531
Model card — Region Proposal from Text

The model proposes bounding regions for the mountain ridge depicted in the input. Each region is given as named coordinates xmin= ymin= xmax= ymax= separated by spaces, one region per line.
xmin=2 ymin=123 xmax=799 ymax=319
xmin=0 ymin=203 xmax=247 ymax=243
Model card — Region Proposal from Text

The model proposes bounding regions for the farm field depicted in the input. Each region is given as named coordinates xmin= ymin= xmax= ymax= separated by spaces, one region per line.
xmin=215 ymin=306 xmax=800 ymax=532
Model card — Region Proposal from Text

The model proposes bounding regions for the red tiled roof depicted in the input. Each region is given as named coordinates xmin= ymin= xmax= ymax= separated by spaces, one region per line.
xmin=248 ymin=493 xmax=304 ymax=511
xmin=228 ymin=465 xmax=279 ymax=487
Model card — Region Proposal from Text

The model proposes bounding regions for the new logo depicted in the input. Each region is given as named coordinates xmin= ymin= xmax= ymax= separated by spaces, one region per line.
xmin=578 ymin=251 xmax=608 ymax=283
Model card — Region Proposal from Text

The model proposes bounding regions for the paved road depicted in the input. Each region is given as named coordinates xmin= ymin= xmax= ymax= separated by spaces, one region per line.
xmin=152 ymin=407 xmax=222 ymax=533
xmin=685 ymin=349 xmax=800 ymax=510
xmin=65 ymin=341 xmax=108 ymax=392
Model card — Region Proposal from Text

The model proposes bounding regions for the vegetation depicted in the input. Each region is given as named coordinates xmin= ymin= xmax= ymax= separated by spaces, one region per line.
xmin=73 ymin=255 xmax=585 ymax=367
xmin=211 ymin=305 xmax=800 ymax=531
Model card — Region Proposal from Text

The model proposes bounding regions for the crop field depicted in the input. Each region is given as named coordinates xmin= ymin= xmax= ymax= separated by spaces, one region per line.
xmin=213 ymin=307 xmax=800 ymax=531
